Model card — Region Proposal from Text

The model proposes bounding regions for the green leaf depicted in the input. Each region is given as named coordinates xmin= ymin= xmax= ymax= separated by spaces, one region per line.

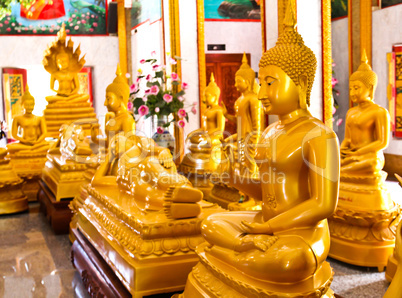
xmin=133 ymin=97 xmax=144 ymax=109
xmin=185 ymin=115 xmax=189 ymax=122
xmin=172 ymin=81 xmax=180 ymax=86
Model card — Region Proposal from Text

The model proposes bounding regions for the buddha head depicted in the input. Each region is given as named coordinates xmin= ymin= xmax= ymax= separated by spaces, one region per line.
xmin=56 ymin=51 xmax=69 ymax=71
xmin=349 ymin=50 xmax=377 ymax=104
xmin=22 ymin=86 xmax=35 ymax=114
xmin=235 ymin=53 xmax=256 ymax=93
xmin=105 ymin=65 xmax=130 ymax=113
xmin=204 ymin=73 xmax=221 ymax=106
xmin=258 ymin=2 xmax=316 ymax=115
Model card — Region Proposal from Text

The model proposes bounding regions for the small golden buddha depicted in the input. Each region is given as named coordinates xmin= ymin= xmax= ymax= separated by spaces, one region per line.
xmin=7 ymin=87 xmax=49 ymax=154
xmin=188 ymin=73 xmax=225 ymax=146
xmin=179 ymin=3 xmax=339 ymax=297
xmin=221 ymin=52 xmax=264 ymax=173
xmin=0 ymin=147 xmax=28 ymax=215
xmin=340 ymin=50 xmax=390 ymax=178
xmin=180 ymin=74 xmax=225 ymax=196
xmin=42 ymin=24 xmax=96 ymax=137
xmin=91 ymin=65 xmax=135 ymax=147
xmin=328 ymin=50 xmax=401 ymax=270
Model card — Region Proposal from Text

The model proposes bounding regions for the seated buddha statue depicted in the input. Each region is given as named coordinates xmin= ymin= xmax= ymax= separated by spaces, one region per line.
xmin=7 ymin=86 xmax=49 ymax=155
xmin=188 ymin=73 xmax=225 ymax=147
xmin=42 ymin=24 xmax=96 ymax=137
xmin=221 ymin=52 xmax=264 ymax=174
xmin=328 ymin=50 xmax=400 ymax=270
xmin=340 ymin=50 xmax=390 ymax=181
xmin=179 ymin=73 xmax=225 ymax=196
xmin=91 ymin=65 xmax=135 ymax=148
xmin=180 ymin=3 xmax=339 ymax=296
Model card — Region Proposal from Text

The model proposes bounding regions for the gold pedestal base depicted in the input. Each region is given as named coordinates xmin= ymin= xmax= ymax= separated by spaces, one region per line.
xmin=42 ymin=154 xmax=88 ymax=201
xmin=385 ymin=254 xmax=398 ymax=281
xmin=75 ymin=185 xmax=222 ymax=297
xmin=179 ymin=243 xmax=334 ymax=298
xmin=329 ymin=236 xmax=394 ymax=271
xmin=22 ymin=177 xmax=40 ymax=202
xmin=0 ymin=196 xmax=28 ymax=214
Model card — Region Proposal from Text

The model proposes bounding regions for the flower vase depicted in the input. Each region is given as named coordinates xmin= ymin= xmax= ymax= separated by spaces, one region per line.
xmin=152 ymin=116 xmax=175 ymax=155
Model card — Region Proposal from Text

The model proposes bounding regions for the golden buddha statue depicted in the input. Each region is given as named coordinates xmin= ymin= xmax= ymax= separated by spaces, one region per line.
xmin=7 ymin=87 xmax=49 ymax=201
xmin=0 ymin=147 xmax=28 ymax=215
xmin=207 ymin=55 xmax=264 ymax=210
xmin=179 ymin=3 xmax=339 ymax=297
xmin=180 ymin=73 xmax=225 ymax=197
xmin=221 ymin=52 xmax=264 ymax=173
xmin=328 ymin=50 xmax=401 ymax=270
xmin=91 ymin=65 xmax=135 ymax=149
xmin=42 ymin=24 xmax=96 ymax=137
xmin=7 ymin=86 xmax=49 ymax=154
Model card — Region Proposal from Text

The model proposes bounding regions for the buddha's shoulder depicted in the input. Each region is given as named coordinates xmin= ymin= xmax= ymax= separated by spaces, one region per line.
xmin=296 ymin=117 xmax=336 ymax=137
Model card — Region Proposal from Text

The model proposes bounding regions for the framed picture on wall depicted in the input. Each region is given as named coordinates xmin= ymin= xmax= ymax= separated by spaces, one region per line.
xmin=331 ymin=0 xmax=348 ymax=20
xmin=204 ymin=0 xmax=260 ymax=20
xmin=78 ymin=66 xmax=94 ymax=108
xmin=2 ymin=68 xmax=27 ymax=141
xmin=0 ymin=0 xmax=107 ymax=35
xmin=131 ymin=0 xmax=162 ymax=30
xmin=387 ymin=45 xmax=402 ymax=138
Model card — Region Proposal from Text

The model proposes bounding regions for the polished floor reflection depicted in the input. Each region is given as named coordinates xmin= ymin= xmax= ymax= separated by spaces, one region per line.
xmin=0 ymin=202 xmax=88 ymax=298
xmin=1 ymin=181 xmax=401 ymax=298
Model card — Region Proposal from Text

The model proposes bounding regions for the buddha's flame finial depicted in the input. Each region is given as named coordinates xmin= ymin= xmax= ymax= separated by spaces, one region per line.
xmin=22 ymin=84 xmax=34 ymax=102
xmin=57 ymin=23 xmax=67 ymax=42
xmin=116 ymin=64 xmax=122 ymax=77
xmin=283 ymin=0 xmax=297 ymax=31
xmin=210 ymin=72 xmax=215 ymax=83
xmin=361 ymin=49 xmax=368 ymax=64
xmin=242 ymin=52 xmax=248 ymax=64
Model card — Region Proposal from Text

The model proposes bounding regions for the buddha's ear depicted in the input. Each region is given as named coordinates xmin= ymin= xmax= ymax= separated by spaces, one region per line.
xmin=298 ymin=74 xmax=308 ymax=109
xmin=369 ymin=85 xmax=374 ymax=99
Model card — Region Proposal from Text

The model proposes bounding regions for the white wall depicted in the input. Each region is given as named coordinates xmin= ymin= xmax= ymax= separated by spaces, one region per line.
xmin=0 ymin=35 xmax=119 ymax=124
xmin=297 ymin=0 xmax=322 ymax=121
xmin=179 ymin=0 xmax=199 ymax=136
xmin=331 ymin=17 xmax=349 ymax=140
xmin=372 ymin=5 xmax=402 ymax=155
xmin=204 ymin=21 xmax=263 ymax=71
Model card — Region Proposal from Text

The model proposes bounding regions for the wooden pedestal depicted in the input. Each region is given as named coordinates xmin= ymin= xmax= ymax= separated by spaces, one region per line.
xmin=71 ymin=228 xmax=131 ymax=297
xmin=38 ymin=180 xmax=73 ymax=234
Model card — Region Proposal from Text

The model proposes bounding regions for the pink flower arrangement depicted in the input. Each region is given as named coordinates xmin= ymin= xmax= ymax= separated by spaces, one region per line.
xmin=138 ymin=105 xmax=149 ymax=116
xmin=163 ymin=94 xmax=173 ymax=103
xmin=130 ymin=56 xmax=192 ymax=128
xmin=157 ymin=127 xmax=164 ymax=134
xmin=191 ymin=106 xmax=197 ymax=115
xmin=182 ymin=82 xmax=189 ymax=90
xmin=130 ymin=83 xmax=138 ymax=93
xmin=127 ymin=102 xmax=133 ymax=110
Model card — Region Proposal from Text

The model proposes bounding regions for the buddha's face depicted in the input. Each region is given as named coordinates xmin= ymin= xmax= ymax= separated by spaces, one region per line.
xmin=258 ymin=65 xmax=299 ymax=115
xmin=349 ymin=80 xmax=371 ymax=103
xmin=205 ymin=91 xmax=217 ymax=106
xmin=105 ymin=91 xmax=121 ymax=112
xmin=23 ymin=99 xmax=35 ymax=114
xmin=56 ymin=53 xmax=69 ymax=70
xmin=234 ymin=76 xmax=248 ymax=93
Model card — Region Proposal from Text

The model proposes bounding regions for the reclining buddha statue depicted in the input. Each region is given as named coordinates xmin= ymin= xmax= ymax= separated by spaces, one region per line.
xmin=42 ymin=23 xmax=96 ymax=137
xmin=328 ymin=50 xmax=401 ymax=270
xmin=180 ymin=73 xmax=225 ymax=198
xmin=178 ymin=3 xmax=339 ymax=297
xmin=208 ymin=54 xmax=265 ymax=210
xmin=7 ymin=86 xmax=49 ymax=201
xmin=71 ymin=68 xmax=223 ymax=297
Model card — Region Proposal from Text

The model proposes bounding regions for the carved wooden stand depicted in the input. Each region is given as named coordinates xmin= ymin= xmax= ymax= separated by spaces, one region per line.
xmin=71 ymin=228 xmax=131 ymax=297
xmin=38 ymin=180 xmax=73 ymax=234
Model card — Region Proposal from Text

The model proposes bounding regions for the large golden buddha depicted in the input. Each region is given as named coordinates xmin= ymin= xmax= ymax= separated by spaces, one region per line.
xmin=328 ymin=51 xmax=401 ymax=270
xmin=179 ymin=4 xmax=339 ymax=297
xmin=7 ymin=87 xmax=49 ymax=201
xmin=42 ymin=24 xmax=96 ymax=137
xmin=180 ymin=73 xmax=225 ymax=197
